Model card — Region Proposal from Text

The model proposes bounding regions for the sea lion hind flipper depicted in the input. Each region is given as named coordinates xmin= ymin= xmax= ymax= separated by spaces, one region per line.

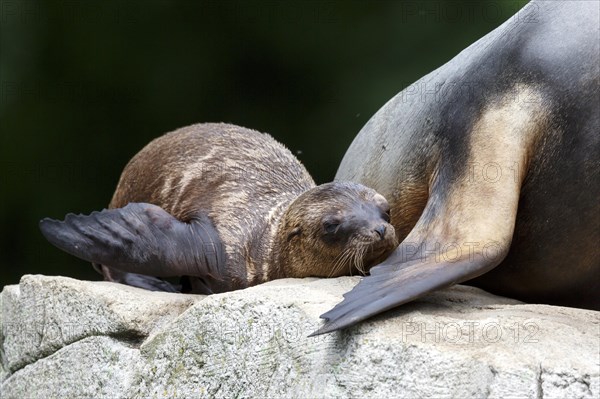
xmin=309 ymin=253 xmax=496 ymax=336
xmin=97 ymin=264 xmax=180 ymax=292
xmin=39 ymin=202 xmax=226 ymax=280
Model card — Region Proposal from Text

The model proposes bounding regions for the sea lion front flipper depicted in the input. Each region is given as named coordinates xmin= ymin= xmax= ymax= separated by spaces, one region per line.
xmin=39 ymin=202 xmax=225 ymax=281
xmin=311 ymin=208 xmax=513 ymax=336
xmin=310 ymin=250 xmax=501 ymax=335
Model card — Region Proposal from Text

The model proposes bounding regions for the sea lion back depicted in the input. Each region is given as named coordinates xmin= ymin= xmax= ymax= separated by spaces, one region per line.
xmin=110 ymin=123 xmax=315 ymax=222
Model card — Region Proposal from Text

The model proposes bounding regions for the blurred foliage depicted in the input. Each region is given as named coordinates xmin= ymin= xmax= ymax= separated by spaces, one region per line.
xmin=0 ymin=0 xmax=528 ymax=287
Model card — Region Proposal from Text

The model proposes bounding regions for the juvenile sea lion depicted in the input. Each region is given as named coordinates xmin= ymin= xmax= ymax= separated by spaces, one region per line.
xmin=40 ymin=123 xmax=397 ymax=294
xmin=314 ymin=0 xmax=599 ymax=334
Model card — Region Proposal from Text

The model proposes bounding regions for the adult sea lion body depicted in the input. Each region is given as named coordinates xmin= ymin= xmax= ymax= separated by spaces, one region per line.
xmin=40 ymin=123 xmax=397 ymax=294
xmin=315 ymin=1 xmax=599 ymax=334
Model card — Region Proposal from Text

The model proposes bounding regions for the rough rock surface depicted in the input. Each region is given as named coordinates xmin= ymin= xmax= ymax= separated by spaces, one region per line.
xmin=1 ymin=275 xmax=599 ymax=398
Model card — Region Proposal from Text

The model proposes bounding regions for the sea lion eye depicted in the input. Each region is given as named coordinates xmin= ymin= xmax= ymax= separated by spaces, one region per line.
xmin=382 ymin=210 xmax=391 ymax=223
xmin=323 ymin=220 xmax=340 ymax=234
xmin=378 ymin=202 xmax=391 ymax=223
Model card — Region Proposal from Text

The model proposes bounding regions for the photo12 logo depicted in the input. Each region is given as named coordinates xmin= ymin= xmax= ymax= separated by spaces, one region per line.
xmin=399 ymin=320 xmax=540 ymax=344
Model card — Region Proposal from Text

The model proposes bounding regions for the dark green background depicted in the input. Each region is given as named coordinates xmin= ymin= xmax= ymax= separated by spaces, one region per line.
xmin=0 ymin=0 xmax=528 ymax=289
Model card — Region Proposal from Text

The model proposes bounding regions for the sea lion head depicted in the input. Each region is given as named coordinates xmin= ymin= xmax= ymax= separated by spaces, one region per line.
xmin=276 ymin=182 xmax=397 ymax=278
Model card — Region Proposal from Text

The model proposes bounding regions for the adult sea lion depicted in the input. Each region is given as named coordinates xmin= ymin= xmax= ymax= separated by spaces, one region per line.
xmin=314 ymin=0 xmax=599 ymax=334
xmin=40 ymin=123 xmax=397 ymax=294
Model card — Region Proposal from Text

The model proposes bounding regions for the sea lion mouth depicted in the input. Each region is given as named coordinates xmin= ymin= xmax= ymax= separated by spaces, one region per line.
xmin=328 ymin=232 xmax=397 ymax=278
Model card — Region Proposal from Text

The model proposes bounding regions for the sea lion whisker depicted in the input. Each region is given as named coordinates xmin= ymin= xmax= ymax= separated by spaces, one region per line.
xmin=330 ymin=246 xmax=348 ymax=276
xmin=334 ymin=246 xmax=355 ymax=277
xmin=355 ymin=246 xmax=367 ymax=275
xmin=338 ymin=245 xmax=358 ymax=277
xmin=351 ymin=249 xmax=360 ymax=275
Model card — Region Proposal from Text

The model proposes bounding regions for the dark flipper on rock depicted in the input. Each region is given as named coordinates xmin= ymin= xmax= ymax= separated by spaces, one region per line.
xmin=309 ymin=250 xmax=502 ymax=336
xmin=39 ymin=202 xmax=226 ymax=290
xmin=98 ymin=265 xmax=181 ymax=292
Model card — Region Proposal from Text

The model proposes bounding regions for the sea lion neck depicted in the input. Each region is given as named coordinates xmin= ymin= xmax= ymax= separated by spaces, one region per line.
xmin=267 ymin=190 xmax=316 ymax=280
xmin=253 ymin=191 xmax=306 ymax=283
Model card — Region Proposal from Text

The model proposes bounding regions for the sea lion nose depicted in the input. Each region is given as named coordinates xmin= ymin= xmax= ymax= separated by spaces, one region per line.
xmin=374 ymin=225 xmax=386 ymax=240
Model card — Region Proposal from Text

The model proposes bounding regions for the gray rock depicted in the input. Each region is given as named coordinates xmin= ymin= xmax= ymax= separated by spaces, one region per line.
xmin=1 ymin=275 xmax=599 ymax=398
xmin=2 ymin=336 xmax=141 ymax=399
xmin=0 ymin=275 xmax=200 ymax=374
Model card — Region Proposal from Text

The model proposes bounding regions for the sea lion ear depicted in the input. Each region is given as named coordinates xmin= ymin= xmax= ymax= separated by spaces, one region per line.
xmin=287 ymin=226 xmax=301 ymax=240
